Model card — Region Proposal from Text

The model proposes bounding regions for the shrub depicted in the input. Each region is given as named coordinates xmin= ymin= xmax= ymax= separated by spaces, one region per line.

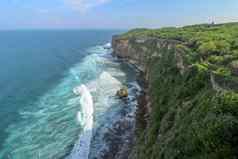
xmin=208 ymin=55 xmax=225 ymax=64
xmin=214 ymin=67 xmax=231 ymax=76
xmin=231 ymin=39 xmax=238 ymax=50
xmin=198 ymin=41 xmax=217 ymax=57
xmin=214 ymin=40 xmax=231 ymax=55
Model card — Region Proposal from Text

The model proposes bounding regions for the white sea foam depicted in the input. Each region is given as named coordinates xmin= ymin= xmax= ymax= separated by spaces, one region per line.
xmin=130 ymin=81 xmax=142 ymax=93
xmin=103 ymin=43 xmax=111 ymax=49
xmin=106 ymin=68 xmax=126 ymax=77
xmin=0 ymin=43 xmax=137 ymax=159
xmin=69 ymin=85 xmax=94 ymax=159
xmin=70 ymin=69 xmax=80 ymax=80
xmin=86 ymin=71 xmax=122 ymax=93
xmin=70 ymin=71 xmax=123 ymax=159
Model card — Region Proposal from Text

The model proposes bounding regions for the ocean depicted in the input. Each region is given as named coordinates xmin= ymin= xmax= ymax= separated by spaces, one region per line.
xmin=0 ymin=30 xmax=139 ymax=159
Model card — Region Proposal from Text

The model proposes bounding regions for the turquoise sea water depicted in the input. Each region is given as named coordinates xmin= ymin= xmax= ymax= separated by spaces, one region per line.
xmin=0 ymin=30 xmax=138 ymax=159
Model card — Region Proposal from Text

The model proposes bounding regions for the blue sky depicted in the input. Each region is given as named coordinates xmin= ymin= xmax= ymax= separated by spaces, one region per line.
xmin=0 ymin=0 xmax=238 ymax=29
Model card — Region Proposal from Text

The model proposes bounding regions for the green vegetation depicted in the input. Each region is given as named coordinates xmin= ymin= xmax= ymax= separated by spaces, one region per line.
xmin=119 ymin=23 xmax=238 ymax=159
xmin=122 ymin=22 xmax=238 ymax=78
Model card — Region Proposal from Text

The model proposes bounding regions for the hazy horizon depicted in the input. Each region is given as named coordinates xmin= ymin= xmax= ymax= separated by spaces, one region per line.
xmin=0 ymin=0 xmax=238 ymax=30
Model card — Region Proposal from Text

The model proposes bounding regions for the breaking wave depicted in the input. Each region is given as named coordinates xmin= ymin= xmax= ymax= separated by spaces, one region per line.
xmin=67 ymin=85 xmax=94 ymax=159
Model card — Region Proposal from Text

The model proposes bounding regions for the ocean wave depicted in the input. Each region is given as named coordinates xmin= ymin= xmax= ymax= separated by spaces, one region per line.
xmin=88 ymin=80 xmax=141 ymax=159
xmin=0 ymin=42 xmax=137 ymax=159
xmin=103 ymin=43 xmax=111 ymax=49
xmin=68 ymin=85 xmax=94 ymax=159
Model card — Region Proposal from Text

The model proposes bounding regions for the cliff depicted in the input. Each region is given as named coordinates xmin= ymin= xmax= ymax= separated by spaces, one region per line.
xmin=112 ymin=23 xmax=238 ymax=159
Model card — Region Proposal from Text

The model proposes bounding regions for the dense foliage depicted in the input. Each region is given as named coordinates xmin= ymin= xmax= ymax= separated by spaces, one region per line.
xmin=123 ymin=22 xmax=238 ymax=86
xmin=120 ymin=23 xmax=238 ymax=159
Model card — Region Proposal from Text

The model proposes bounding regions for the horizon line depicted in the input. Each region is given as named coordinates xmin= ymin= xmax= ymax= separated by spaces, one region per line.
xmin=1 ymin=21 xmax=237 ymax=31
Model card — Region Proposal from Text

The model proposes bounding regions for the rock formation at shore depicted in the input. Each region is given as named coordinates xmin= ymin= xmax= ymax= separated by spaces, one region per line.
xmin=112 ymin=23 xmax=238 ymax=159
xmin=116 ymin=87 xmax=129 ymax=98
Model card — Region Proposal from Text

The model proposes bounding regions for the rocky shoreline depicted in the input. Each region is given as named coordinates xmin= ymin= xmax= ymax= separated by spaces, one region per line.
xmin=93 ymin=81 xmax=142 ymax=159
xmin=111 ymin=24 xmax=238 ymax=159
xmin=99 ymin=51 xmax=149 ymax=159
xmin=92 ymin=35 xmax=178 ymax=159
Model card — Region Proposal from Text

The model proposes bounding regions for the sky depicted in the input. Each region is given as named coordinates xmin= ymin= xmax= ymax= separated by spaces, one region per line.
xmin=0 ymin=0 xmax=238 ymax=29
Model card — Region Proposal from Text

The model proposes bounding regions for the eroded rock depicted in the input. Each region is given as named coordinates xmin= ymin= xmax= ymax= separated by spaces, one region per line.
xmin=116 ymin=87 xmax=129 ymax=98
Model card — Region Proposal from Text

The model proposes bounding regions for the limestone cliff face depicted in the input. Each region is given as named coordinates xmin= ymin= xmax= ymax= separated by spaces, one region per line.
xmin=112 ymin=36 xmax=189 ymax=117
xmin=112 ymin=35 xmax=185 ymax=79
xmin=111 ymin=35 xmax=238 ymax=159
xmin=112 ymin=35 xmax=238 ymax=92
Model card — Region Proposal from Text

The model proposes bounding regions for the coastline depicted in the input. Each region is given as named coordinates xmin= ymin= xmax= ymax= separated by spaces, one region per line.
xmin=64 ymin=47 xmax=142 ymax=159
xmin=108 ymin=49 xmax=149 ymax=159
xmin=94 ymin=60 xmax=143 ymax=159
xmin=111 ymin=23 xmax=238 ymax=159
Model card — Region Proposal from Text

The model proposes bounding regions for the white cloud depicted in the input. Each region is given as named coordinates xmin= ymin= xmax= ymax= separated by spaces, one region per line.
xmin=65 ymin=0 xmax=111 ymax=12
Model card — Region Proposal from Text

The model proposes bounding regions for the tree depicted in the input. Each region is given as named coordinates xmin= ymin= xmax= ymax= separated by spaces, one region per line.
xmin=198 ymin=41 xmax=217 ymax=57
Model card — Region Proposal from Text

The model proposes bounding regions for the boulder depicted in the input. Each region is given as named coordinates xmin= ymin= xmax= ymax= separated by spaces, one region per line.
xmin=116 ymin=87 xmax=128 ymax=98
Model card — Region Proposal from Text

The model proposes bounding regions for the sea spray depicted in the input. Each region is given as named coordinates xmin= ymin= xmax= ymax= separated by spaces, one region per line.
xmin=71 ymin=71 xmax=123 ymax=158
xmin=68 ymin=85 xmax=94 ymax=159
xmin=88 ymin=81 xmax=141 ymax=159
xmin=0 ymin=42 xmax=137 ymax=159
